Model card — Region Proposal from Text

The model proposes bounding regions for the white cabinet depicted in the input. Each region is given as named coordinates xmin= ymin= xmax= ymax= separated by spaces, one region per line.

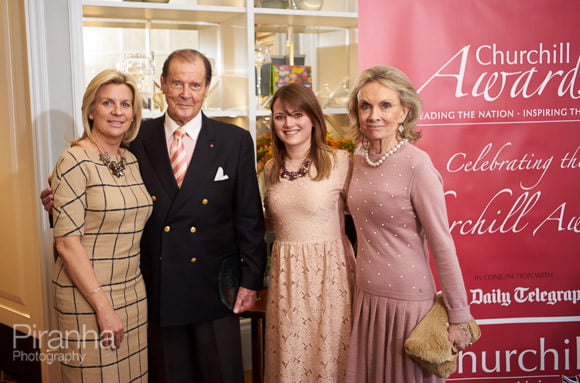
xmin=69 ymin=0 xmax=358 ymax=141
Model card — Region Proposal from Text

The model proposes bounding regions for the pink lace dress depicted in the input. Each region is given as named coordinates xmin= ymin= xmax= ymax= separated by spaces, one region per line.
xmin=263 ymin=150 xmax=355 ymax=383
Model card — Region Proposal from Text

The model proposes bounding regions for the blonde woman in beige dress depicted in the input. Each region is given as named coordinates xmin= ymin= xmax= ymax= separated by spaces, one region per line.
xmin=263 ymin=83 xmax=356 ymax=382
xmin=51 ymin=69 xmax=152 ymax=382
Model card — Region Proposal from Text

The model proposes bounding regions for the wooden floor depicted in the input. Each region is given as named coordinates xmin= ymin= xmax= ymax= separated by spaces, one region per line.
xmin=0 ymin=371 xmax=20 ymax=383
xmin=0 ymin=369 xmax=254 ymax=383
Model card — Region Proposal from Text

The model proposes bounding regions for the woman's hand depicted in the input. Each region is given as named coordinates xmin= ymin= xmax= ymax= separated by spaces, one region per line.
xmin=448 ymin=323 xmax=472 ymax=352
xmin=55 ymin=236 xmax=125 ymax=349
xmin=95 ymin=304 xmax=125 ymax=350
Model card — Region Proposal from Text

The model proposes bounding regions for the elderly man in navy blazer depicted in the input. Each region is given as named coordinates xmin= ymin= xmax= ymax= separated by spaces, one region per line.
xmin=132 ymin=49 xmax=266 ymax=382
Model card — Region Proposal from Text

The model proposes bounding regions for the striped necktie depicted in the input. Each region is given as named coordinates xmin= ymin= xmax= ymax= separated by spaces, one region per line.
xmin=170 ymin=127 xmax=187 ymax=187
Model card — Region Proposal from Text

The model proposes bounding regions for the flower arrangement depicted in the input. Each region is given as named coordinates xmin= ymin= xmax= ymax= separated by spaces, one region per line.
xmin=256 ymin=131 xmax=356 ymax=174
xmin=271 ymin=65 xmax=313 ymax=91
xmin=327 ymin=136 xmax=356 ymax=155
xmin=256 ymin=132 xmax=273 ymax=174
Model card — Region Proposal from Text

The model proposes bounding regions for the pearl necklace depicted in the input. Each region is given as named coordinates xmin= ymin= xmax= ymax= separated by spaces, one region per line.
xmin=280 ymin=159 xmax=311 ymax=181
xmin=364 ymin=139 xmax=408 ymax=167
xmin=94 ymin=142 xmax=127 ymax=177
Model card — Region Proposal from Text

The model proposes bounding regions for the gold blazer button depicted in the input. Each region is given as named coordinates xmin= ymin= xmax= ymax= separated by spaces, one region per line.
xmin=164 ymin=226 xmax=171 ymax=232
xmin=190 ymin=257 xmax=197 ymax=263
xmin=202 ymin=198 xmax=208 ymax=205
xmin=190 ymin=227 xmax=197 ymax=233
xmin=151 ymin=195 xmax=157 ymax=201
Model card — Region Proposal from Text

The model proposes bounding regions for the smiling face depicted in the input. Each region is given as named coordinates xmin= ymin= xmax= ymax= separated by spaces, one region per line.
xmin=88 ymin=83 xmax=134 ymax=142
xmin=358 ymin=81 xmax=409 ymax=150
xmin=160 ymin=57 xmax=210 ymax=126
xmin=272 ymin=99 xmax=313 ymax=155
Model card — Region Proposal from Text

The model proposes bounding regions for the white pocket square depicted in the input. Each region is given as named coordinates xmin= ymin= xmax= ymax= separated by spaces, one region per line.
xmin=214 ymin=167 xmax=229 ymax=181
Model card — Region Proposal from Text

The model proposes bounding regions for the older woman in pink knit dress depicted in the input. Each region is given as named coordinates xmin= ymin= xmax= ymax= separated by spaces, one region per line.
xmin=345 ymin=65 xmax=473 ymax=383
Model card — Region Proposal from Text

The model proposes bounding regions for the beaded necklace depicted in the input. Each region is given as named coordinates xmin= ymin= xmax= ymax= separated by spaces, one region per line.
xmin=94 ymin=142 xmax=127 ymax=177
xmin=280 ymin=159 xmax=311 ymax=181
xmin=364 ymin=139 xmax=408 ymax=167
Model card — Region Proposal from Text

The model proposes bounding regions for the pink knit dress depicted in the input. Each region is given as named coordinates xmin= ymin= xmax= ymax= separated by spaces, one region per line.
xmin=345 ymin=143 xmax=471 ymax=383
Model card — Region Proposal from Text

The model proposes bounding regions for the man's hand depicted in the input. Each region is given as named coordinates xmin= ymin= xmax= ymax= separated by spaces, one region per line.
xmin=233 ymin=287 xmax=257 ymax=314
xmin=40 ymin=176 xmax=53 ymax=214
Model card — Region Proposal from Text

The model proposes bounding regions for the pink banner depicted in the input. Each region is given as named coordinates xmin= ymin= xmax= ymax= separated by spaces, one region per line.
xmin=360 ymin=0 xmax=580 ymax=381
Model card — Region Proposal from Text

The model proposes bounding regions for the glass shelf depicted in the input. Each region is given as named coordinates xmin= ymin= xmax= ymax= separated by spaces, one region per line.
xmin=83 ymin=1 xmax=245 ymax=24
xmin=254 ymin=9 xmax=357 ymax=29
xmin=74 ymin=0 xmax=357 ymax=142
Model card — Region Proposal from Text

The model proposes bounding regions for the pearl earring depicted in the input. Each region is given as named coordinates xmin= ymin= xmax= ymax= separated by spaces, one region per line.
xmin=398 ymin=123 xmax=404 ymax=133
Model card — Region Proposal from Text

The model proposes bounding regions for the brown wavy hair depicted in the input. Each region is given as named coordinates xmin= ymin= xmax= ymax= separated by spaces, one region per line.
xmin=268 ymin=83 xmax=336 ymax=184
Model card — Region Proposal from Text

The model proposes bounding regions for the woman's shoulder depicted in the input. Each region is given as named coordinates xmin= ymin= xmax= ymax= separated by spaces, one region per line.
xmin=335 ymin=148 xmax=351 ymax=160
xmin=123 ymin=148 xmax=138 ymax=162
xmin=403 ymin=143 xmax=442 ymax=184
xmin=328 ymin=149 xmax=352 ymax=185
xmin=56 ymin=145 xmax=95 ymax=165
xmin=352 ymin=144 xmax=365 ymax=158
xmin=52 ymin=146 xmax=95 ymax=184
xmin=330 ymin=148 xmax=351 ymax=166
xmin=263 ymin=158 xmax=275 ymax=178
xmin=404 ymin=143 xmax=435 ymax=166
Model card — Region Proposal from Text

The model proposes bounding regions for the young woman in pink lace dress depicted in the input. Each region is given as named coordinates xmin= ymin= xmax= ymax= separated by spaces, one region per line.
xmin=263 ymin=83 xmax=355 ymax=382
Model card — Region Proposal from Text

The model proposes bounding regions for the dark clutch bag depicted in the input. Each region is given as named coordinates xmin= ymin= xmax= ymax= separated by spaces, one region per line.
xmin=404 ymin=294 xmax=481 ymax=378
xmin=218 ymin=254 xmax=241 ymax=311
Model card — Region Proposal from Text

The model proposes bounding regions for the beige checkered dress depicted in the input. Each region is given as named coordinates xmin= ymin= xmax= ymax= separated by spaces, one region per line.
xmin=51 ymin=146 xmax=152 ymax=383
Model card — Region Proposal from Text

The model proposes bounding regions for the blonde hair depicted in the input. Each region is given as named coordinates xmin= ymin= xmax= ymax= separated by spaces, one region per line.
xmin=268 ymin=83 xmax=336 ymax=184
xmin=348 ymin=65 xmax=422 ymax=144
xmin=73 ymin=69 xmax=142 ymax=147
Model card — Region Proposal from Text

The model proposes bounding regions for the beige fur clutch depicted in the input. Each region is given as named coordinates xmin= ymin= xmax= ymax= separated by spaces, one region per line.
xmin=404 ymin=294 xmax=481 ymax=378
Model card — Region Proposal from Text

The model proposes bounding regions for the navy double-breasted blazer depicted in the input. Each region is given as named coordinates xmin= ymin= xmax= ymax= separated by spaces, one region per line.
xmin=130 ymin=114 xmax=266 ymax=326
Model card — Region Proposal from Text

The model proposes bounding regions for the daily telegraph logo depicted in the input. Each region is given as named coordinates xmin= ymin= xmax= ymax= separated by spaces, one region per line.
xmin=470 ymin=287 xmax=580 ymax=307
xmin=12 ymin=324 xmax=114 ymax=364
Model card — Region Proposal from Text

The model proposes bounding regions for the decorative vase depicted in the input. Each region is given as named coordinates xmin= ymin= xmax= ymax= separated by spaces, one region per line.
xmin=327 ymin=77 xmax=350 ymax=108
xmin=118 ymin=52 xmax=155 ymax=109
xmin=293 ymin=0 xmax=323 ymax=11
xmin=316 ymin=84 xmax=331 ymax=108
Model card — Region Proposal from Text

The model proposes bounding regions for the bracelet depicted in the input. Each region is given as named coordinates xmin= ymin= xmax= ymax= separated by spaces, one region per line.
xmin=86 ymin=286 xmax=101 ymax=297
